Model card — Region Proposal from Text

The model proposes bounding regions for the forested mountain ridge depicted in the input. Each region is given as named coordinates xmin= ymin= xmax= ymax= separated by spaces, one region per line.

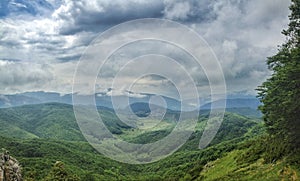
xmin=0 ymin=102 xmax=266 ymax=180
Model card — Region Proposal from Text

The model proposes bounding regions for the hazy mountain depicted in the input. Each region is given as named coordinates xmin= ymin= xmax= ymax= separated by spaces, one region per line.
xmin=200 ymin=98 xmax=261 ymax=110
xmin=0 ymin=94 xmax=41 ymax=107
xmin=0 ymin=91 xmax=185 ymax=110
xmin=0 ymin=91 xmax=261 ymax=115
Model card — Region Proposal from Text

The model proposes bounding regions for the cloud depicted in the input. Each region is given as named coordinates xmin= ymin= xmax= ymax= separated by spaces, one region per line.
xmin=0 ymin=60 xmax=54 ymax=93
xmin=0 ymin=17 xmax=87 ymax=64
xmin=0 ymin=0 xmax=292 ymax=98
xmin=163 ymin=0 xmax=215 ymax=22
xmin=103 ymin=88 xmax=147 ymax=98
xmin=191 ymin=0 xmax=290 ymax=94
xmin=0 ymin=0 xmax=55 ymax=17
xmin=53 ymin=0 xmax=164 ymax=35
xmin=163 ymin=1 xmax=191 ymax=20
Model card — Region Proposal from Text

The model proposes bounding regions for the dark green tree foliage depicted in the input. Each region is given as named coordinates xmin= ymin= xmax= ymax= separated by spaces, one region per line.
xmin=44 ymin=161 xmax=79 ymax=181
xmin=282 ymin=0 xmax=300 ymax=48
xmin=257 ymin=0 xmax=300 ymax=155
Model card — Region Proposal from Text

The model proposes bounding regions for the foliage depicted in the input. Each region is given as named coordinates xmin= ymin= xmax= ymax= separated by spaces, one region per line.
xmin=44 ymin=161 xmax=80 ymax=181
xmin=0 ymin=103 xmax=263 ymax=180
xmin=282 ymin=0 xmax=300 ymax=48
xmin=0 ymin=103 xmax=134 ymax=140
xmin=257 ymin=0 xmax=300 ymax=158
xmin=209 ymin=113 xmax=258 ymax=146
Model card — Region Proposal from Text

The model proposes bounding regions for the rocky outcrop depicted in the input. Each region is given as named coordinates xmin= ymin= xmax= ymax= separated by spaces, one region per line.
xmin=0 ymin=149 xmax=22 ymax=181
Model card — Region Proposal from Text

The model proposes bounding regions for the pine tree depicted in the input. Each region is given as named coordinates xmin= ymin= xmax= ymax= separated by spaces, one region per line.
xmin=257 ymin=0 xmax=300 ymax=156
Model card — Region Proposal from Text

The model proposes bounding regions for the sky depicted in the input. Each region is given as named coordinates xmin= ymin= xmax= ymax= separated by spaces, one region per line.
xmin=0 ymin=0 xmax=291 ymax=99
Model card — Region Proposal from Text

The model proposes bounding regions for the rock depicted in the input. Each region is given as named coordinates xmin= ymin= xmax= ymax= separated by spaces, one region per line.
xmin=0 ymin=149 xmax=22 ymax=181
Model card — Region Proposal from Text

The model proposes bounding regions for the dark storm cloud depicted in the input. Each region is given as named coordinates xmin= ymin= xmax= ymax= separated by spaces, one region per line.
xmin=54 ymin=0 xmax=165 ymax=35
xmin=54 ymin=0 xmax=219 ymax=35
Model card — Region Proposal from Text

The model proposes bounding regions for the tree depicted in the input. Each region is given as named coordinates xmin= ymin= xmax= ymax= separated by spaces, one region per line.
xmin=44 ymin=161 xmax=79 ymax=181
xmin=257 ymin=0 xmax=300 ymax=155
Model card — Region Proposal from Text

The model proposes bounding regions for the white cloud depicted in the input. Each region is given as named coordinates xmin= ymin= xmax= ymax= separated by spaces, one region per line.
xmin=0 ymin=60 xmax=53 ymax=93
xmin=163 ymin=0 xmax=191 ymax=20
xmin=191 ymin=0 xmax=289 ymax=94
xmin=0 ymin=0 xmax=291 ymax=98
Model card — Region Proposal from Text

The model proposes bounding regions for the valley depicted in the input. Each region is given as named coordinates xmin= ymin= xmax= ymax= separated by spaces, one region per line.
xmin=1 ymin=102 xmax=297 ymax=180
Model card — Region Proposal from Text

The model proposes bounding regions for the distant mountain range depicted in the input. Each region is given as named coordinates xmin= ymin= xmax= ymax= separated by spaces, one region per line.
xmin=0 ymin=101 xmax=261 ymax=141
xmin=0 ymin=91 xmax=185 ymax=110
xmin=0 ymin=91 xmax=261 ymax=114
xmin=200 ymin=98 xmax=261 ymax=110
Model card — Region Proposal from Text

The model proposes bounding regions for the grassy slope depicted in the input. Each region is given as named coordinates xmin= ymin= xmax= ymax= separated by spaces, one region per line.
xmin=199 ymin=148 xmax=299 ymax=181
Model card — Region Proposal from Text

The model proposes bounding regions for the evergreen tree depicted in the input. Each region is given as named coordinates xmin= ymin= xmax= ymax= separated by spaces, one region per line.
xmin=257 ymin=0 xmax=300 ymax=154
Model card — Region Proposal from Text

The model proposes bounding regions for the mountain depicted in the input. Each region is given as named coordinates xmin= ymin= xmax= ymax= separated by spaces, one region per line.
xmin=200 ymin=98 xmax=261 ymax=110
xmin=0 ymin=102 xmax=261 ymax=143
xmin=125 ymin=102 xmax=177 ymax=118
xmin=0 ymin=102 xmax=261 ymax=146
xmin=0 ymin=92 xmax=70 ymax=108
xmin=0 ymin=103 xmax=84 ymax=140
xmin=225 ymin=107 xmax=262 ymax=118
xmin=0 ymin=102 xmax=135 ymax=140
xmin=0 ymin=91 xmax=188 ymax=111
xmin=0 ymin=94 xmax=41 ymax=107
xmin=0 ymin=102 xmax=271 ymax=180
xmin=128 ymin=102 xmax=154 ymax=117
xmin=0 ymin=91 xmax=263 ymax=120
xmin=0 ymin=91 xmax=261 ymax=113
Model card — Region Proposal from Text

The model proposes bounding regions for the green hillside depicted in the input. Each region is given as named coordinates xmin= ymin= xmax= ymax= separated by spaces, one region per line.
xmin=199 ymin=136 xmax=300 ymax=181
xmin=0 ymin=103 xmax=298 ymax=180
xmin=0 ymin=103 xmax=267 ymax=180
xmin=0 ymin=103 xmax=135 ymax=141
xmin=0 ymin=103 xmax=84 ymax=141
xmin=0 ymin=103 xmax=260 ymax=147
xmin=199 ymin=150 xmax=299 ymax=181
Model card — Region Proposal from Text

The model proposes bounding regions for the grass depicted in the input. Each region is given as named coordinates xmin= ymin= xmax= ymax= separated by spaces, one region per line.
xmin=199 ymin=150 xmax=241 ymax=180
xmin=199 ymin=148 xmax=300 ymax=181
